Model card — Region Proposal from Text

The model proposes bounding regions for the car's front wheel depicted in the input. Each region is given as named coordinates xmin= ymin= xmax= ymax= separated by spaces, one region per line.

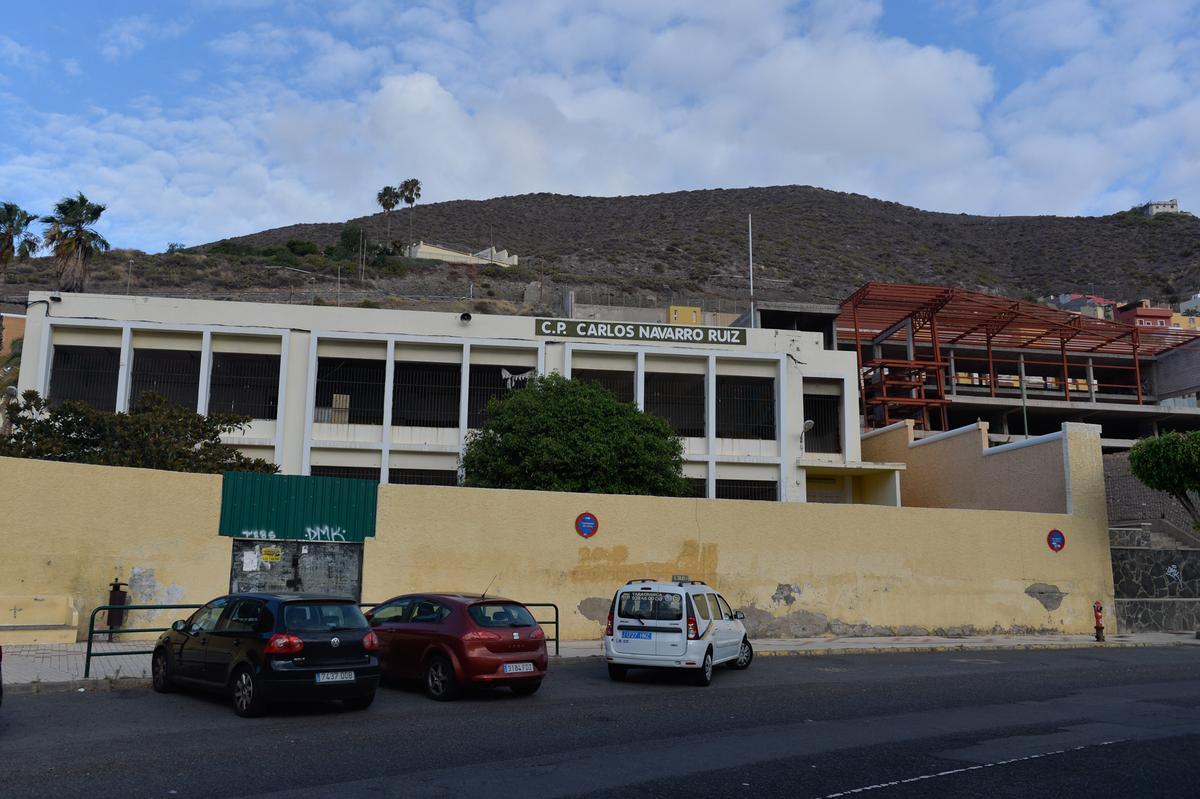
xmin=423 ymin=655 xmax=461 ymax=701
xmin=692 ymin=649 xmax=714 ymax=687
xmin=729 ymin=638 xmax=754 ymax=670
xmin=343 ymin=692 xmax=376 ymax=711
xmin=231 ymin=666 xmax=268 ymax=718
xmin=151 ymin=649 xmax=174 ymax=693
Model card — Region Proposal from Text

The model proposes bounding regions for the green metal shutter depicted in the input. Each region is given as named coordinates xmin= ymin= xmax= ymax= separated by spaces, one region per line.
xmin=219 ymin=472 xmax=378 ymax=543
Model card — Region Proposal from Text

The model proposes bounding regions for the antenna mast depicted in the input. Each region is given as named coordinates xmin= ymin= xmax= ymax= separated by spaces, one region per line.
xmin=748 ymin=213 xmax=756 ymax=328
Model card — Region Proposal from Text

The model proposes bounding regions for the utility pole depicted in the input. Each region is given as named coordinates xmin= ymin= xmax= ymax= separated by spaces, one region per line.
xmin=748 ymin=214 xmax=756 ymax=328
xmin=126 ymin=258 xmax=133 ymax=295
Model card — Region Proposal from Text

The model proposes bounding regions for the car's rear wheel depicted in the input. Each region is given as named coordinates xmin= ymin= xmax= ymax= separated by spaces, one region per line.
xmin=231 ymin=666 xmax=267 ymax=718
xmin=423 ymin=655 xmax=460 ymax=701
xmin=343 ymin=692 xmax=376 ymax=711
xmin=692 ymin=650 xmax=714 ymax=686
xmin=151 ymin=649 xmax=174 ymax=693
xmin=729 ymin=638 xmax=754 ymax=670
xmin=607 ymin=664 xmax=628 ymax=682
xmin=510 ymin=679 xmax=541 ymax=696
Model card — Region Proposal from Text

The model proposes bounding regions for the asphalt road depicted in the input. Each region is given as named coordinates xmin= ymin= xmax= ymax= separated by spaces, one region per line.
xmin=2 ymin=647 xmax=1198 ymax=798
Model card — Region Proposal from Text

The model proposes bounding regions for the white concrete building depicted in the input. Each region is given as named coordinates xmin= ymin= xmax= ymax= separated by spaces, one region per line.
xmin=17 ymin=292 xmax=899 ymax=504
xmin=406 ymin=241 xmax=519 ymax=267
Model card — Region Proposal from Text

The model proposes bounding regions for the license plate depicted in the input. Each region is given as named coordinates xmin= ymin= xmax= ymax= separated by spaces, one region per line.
xmin=315 ymin=671 xmax=355 ymax=684
xmin=621 ymin=631 xmax=652 ymax=640
xmin=503 ymin=662 xmax=535 ymax=674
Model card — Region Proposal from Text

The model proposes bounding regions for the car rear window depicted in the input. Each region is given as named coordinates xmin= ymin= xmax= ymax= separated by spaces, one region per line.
xmin=468 ymin=603 xmax=537 ymax=627
xmin=617 ymin=591 xmax=683 ymax=621
xmin=282 ymin=602 xmax=368 ymax=632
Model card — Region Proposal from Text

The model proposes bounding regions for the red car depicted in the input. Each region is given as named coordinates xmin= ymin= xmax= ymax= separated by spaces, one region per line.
xmin=366 ymin=593 xmax=547 ymax=700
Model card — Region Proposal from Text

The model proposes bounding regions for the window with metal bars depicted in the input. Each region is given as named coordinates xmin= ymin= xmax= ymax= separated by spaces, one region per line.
xmin=314 ymin=357 xmax=385 ymax=425
xmin=715 ymin=479 xmax=778 ymax=501
xmin=686 ymin=477 xmax=708 ymax=498
xmin=467 ymin=364 xmax=534 ymax=428
xmin=392 ymin=362 xmax=460 ymax=427
xmin=49 ymin=345 xmax=120 ymax=411
xmin=209 ymin=353 xmax=280 ymax=420
xmin=803 ymin=394 xmax=842 ymax=453
xmin=572 ymin=369 xmax=635 ymax=403
xmin=716 ymin=375 xmax=775 ymax=439
xmin=388 ymin=468 xmax=459 ymax=486
xmin=644 ymin=372 xmax=705 ymax=437
xmin=130 ymin=349 xmax=201 ymax=409
xmin=310 ymin=465 xmax=379 ymax=481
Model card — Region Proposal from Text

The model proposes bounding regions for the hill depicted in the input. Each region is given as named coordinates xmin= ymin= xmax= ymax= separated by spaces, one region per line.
xmin=3 ymin=186 xmax=1199 ymax=315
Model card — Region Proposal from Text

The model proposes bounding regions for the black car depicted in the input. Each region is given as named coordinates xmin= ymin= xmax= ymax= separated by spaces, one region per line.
xmin=152 ymin=592 xmax=380 ymax=717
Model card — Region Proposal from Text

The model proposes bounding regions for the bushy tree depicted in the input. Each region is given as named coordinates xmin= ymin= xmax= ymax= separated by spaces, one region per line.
xmin=1129 ymin=431 xmax=1200 ymax=530
xmin=0 ymin=201 xmax=40 ymax=291
xmin=0 ymin=390 xmax=278 ymax=475
xmin=461 ymin=373 xmax=690 ymax=497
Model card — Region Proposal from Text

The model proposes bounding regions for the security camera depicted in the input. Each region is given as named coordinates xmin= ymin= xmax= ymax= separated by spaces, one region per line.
xmin=459 ymin=312 xmax=472 ymax=325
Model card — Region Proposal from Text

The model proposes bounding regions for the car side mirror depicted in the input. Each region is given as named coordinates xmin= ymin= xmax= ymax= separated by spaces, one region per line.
xmin=734 ymin=611 xmax=745 ymax=620
xmin=171 ymin=619 xmax=188 ymax=633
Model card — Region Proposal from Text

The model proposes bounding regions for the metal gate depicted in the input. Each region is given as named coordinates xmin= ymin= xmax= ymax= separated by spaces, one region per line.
xmin=230 ymin=539 xmax=364 ymax=599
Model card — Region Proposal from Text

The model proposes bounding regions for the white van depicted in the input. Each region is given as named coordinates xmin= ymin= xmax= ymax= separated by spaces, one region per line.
xmin=602 ymin=579 xmax=753 ymax=686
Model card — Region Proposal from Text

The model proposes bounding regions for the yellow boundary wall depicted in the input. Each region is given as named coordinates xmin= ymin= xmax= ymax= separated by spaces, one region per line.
xmin=0 ymin=421 xmax=1113 ymax=641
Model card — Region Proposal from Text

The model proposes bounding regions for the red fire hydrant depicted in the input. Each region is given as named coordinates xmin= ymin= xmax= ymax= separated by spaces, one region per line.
xmin=1093 ymin=600 xmax=1105 ymax=643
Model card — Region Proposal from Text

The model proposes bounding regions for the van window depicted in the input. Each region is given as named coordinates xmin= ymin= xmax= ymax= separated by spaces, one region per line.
xmin=705 ymin=594 xmax=722 ymax=620
xmin=693 ymin=593 xmax=710 ymax=620
xmin=618 ymin=591 xmax=683 ymax=621
xmin=716 ymin=595 xmax=733 ymax=620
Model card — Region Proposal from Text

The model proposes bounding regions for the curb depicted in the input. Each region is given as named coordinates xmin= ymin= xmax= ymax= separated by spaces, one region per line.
xmin=751 ymin=641 xmax=1164 ymax=657
xmin=4 ymin=677 xmax=151 ymax=696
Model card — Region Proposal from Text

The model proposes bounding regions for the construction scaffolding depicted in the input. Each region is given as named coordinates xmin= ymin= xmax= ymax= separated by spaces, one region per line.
xmin=839 ymin=283 xmax=1199 ymax=431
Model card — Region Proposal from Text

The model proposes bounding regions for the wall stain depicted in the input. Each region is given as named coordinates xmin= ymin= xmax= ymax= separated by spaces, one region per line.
xmin=569 ymin=541 xmax=718 ymax=585
xmin=736 ymin=605 xmax=1060 ymax=638
xmin=577 ymin=597 xmax=611 ymax=624
xmin=772 ymin=583 xmax=803 ymax=606
xmin=1025 ymin=583 xmax=1067 ymax=611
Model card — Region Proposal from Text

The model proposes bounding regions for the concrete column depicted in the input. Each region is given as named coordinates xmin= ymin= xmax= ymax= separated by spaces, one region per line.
xmin=706 ymin=355 xmax=717 ymax=498
xmin=115 ymin=326 xmax=133 ymax=413
xmin=776 ymin=356 xmax=788 ymax=502
xmin=1087 ymin=357 xmax=1096 ymax=402
xmin=380 ymin=339 xmax=395 ymax=485
xmin=272 ymin=332 xmax=290 ymax=467
xmin=948 ymin=348 xmax=957 ymax=396
xmin=457 ymin=342 xmax=471 ymax=460
xmin=196 ymin=330 xmax=212 ymax=415
xmin=635 ymin=351 xmax=646 ymax=410
xmin=300 ymin=333 xmax=318 ymax=476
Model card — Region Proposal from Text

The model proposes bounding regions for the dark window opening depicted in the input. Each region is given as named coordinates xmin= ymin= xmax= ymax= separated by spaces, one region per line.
xmin=130 ymin=348 xmax=201 ymax=409
xmin=209 ymin=352 xmax=280 ymax=420
xmin=310 ymin=465 xmax=379 ymax=481
xmin=803 ymin=394 xmax=842 ymax=453
xmin=572 ymin=368 xmax=635 ymax=404
xmin=686 ymin=477 xmax=708 ymax=498
xmin=392 ymin=361 xmax=460 ymax=427
xmin=645 ymin=372 xmax=705 ymax=437
xmin=388 ymin=468 xmax=458 ymax=486
xmin=715 ymin=479 xmax=778 ymax=501
xmin=716 ymin=375 xmax=775 ymax=439
xmin=315 ymin=357 xmax=385 ymax=425
xmin=468 ymin=364 xmax=533 ymax=428
xmin=49 ymin=345 xmax=119 ymax=411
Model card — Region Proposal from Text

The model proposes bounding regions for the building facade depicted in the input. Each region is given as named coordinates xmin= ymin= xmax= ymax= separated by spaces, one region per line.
xmin=18 ymin=292 xmax=897 ymax=504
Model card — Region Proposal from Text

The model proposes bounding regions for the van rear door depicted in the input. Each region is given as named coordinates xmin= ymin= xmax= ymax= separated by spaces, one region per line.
xmin=612 ymin=589 xmax=683 ymax=657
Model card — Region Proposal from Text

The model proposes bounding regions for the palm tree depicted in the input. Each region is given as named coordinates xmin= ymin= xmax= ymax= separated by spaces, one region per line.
xmin=376 ymin=185 xmax=400 ymax=246
xmin=0 ymin=202 xmax=41 ymax=293
xmin=41 ymin=193 xmax=110 ymax=292
xmin=399 ymin=178 xmax=422 ymax=247
xmin=0 ymin=337 xmax=21 ymax=394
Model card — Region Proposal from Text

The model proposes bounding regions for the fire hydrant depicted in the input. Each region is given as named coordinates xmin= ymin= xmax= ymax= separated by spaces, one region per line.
xmin=1093 ymin=600 xmax=1105 ymax=643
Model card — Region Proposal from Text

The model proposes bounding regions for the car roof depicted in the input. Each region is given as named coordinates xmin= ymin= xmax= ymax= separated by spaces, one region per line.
xmin=617 ymin=581 xmax=712 ymax=593
xmin=375 ymin=592 xmax=523 ymax=606
xmin=233 ymin=592 xmax=358 ymax=603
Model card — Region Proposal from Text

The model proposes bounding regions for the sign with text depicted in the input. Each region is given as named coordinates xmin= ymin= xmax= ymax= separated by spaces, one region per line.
xmin=535 ymin=318 xmax=746 ymax=346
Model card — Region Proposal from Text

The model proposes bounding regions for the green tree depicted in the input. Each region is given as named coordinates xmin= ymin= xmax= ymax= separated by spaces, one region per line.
xmin=0 ymin=390 xmax=278 ymax=475
xmin=0 ymin=202 xmax=40 ymax=292
xmin=0 ymin=337 xmax=21 ymax=394
xmin=461 ymin=372 xmax=690 ymax=497
xmin=399 ymin=178 xmax=422 ymax=246
xmin=41 ymin=192 xmax=110 ymax=292
xmin=376 ymin=185 xmax=400 ymax=245
xmin=1129 ymin=431 xmax=1200 ymax=530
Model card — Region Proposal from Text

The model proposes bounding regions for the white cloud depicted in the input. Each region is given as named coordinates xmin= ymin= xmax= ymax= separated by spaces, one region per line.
xmin=0 ymin=34 xmax=47 ymax=69
xmin=100 ymin=15 xmax=189 ymax=61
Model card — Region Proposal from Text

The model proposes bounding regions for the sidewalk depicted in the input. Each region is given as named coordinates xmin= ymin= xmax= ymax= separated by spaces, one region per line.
xmin=4 ymin=633 xmax=1197 ymax=691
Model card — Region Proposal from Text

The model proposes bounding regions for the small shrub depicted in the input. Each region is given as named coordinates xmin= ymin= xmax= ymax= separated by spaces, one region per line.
xmin=286 ymin=240 xmax=319 ymax=256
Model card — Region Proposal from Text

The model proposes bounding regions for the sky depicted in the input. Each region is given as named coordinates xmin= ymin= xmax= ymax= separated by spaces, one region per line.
xmin=1 ymin=0 xmax=1199 ymax=252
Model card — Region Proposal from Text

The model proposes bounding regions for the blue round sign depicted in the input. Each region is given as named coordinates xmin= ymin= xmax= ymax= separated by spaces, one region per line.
xmin=1047 ymin=529 xmax=1066 ymax=552
xmin=575 ymin=512 xmax=599 ymax=538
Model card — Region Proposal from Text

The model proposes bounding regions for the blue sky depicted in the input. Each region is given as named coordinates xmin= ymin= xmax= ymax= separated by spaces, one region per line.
xmin=2 ymin=0 xmax=1199 ymax=252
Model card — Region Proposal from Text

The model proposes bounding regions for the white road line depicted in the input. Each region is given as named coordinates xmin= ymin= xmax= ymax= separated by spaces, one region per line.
xmin=817 ymin=740 xmax=1125 ymax=798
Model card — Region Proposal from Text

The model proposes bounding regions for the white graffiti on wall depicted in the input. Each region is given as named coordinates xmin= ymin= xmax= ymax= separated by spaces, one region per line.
xmin=1166 ymin=564 xmax=1183 ymax=586
xmin=241 ymin=529 xmax=278 ymax=540
xmin=304 ymin=525 xmax=347 ymax=542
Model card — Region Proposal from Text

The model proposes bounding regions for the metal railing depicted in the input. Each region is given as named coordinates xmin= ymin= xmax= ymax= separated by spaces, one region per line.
xmin=84 ymin=603 xmax=203 ymax=678
xmin=524 ymin=603 xmax=560 ymax=656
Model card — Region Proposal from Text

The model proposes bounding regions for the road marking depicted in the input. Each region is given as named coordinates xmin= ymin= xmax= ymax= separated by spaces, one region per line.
xmin=817 ymin=740 xmax=1125 ymax=798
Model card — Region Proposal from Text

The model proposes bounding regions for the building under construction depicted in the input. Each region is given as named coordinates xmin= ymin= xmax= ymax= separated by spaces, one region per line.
xmin=743 ymin=283 xmax=1200 ymax=450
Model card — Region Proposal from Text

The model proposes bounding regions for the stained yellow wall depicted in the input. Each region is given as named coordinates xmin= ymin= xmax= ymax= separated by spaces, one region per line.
xmin=0 ymin=456 xmax=229 ymax=642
